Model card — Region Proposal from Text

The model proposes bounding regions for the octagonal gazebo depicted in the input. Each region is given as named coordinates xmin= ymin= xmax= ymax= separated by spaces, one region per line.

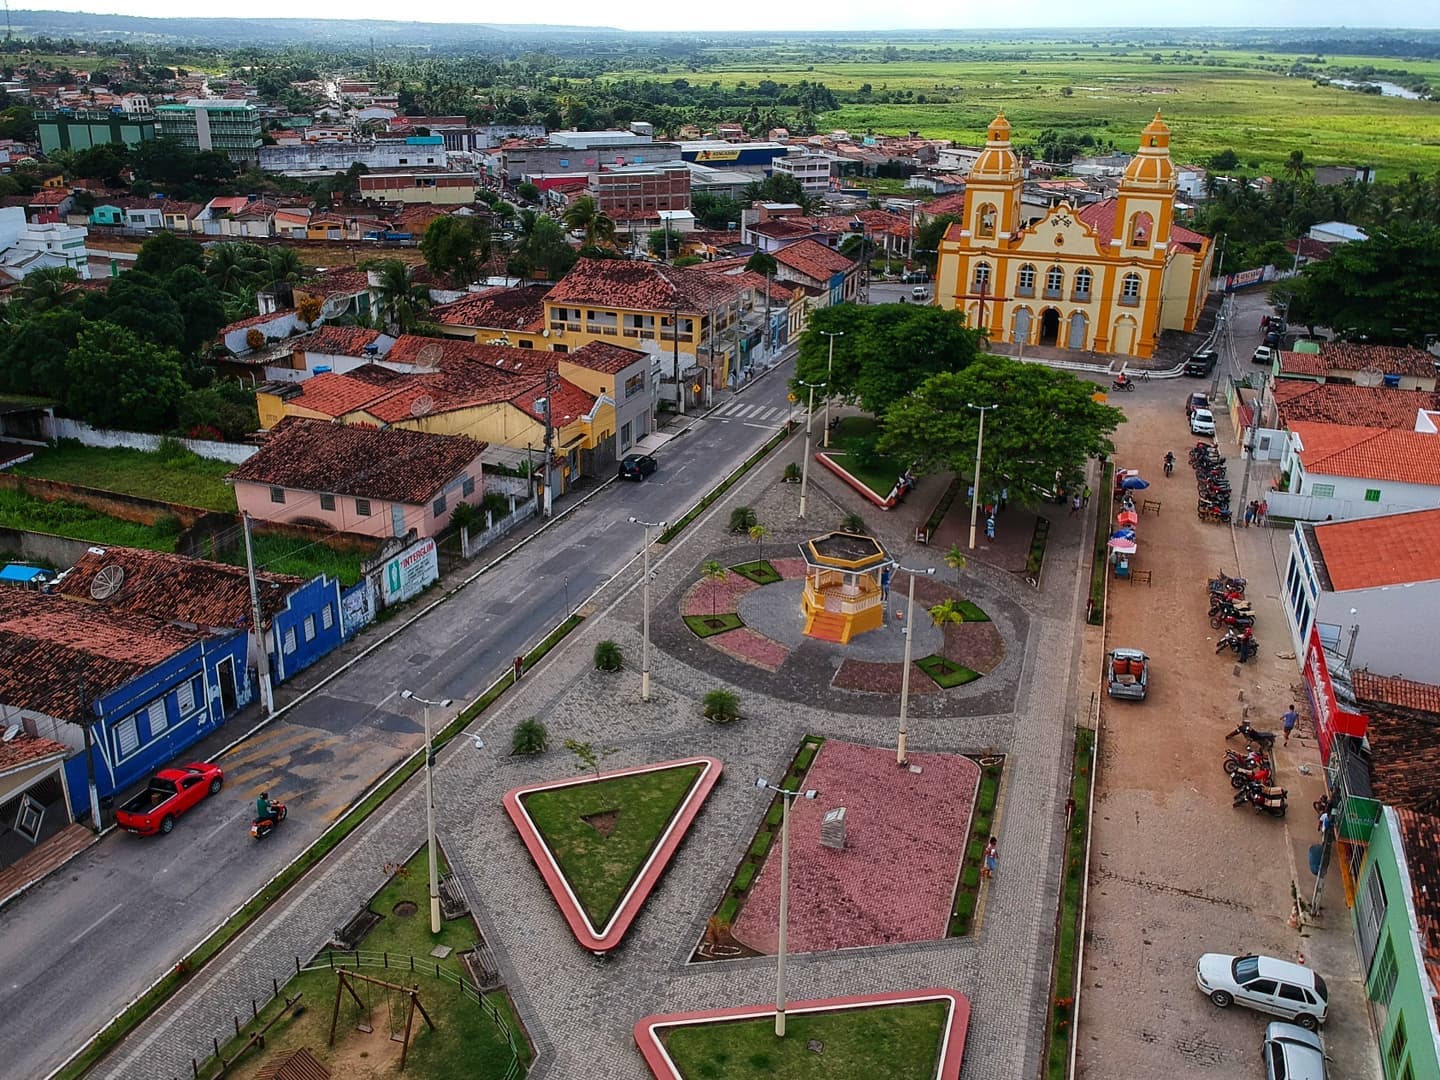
xmin=799 ymin=531 xmax=894 ymax=644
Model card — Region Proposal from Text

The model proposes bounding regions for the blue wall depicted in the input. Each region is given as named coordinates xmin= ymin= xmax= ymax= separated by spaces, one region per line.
xmin=271 ymin=574 xmax=346 ymax=685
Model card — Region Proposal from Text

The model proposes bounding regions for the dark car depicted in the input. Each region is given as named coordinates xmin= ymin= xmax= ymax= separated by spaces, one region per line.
xmin=618 ymin=454 xmax=657 ymax=481
xmin=1265 ymin=330 xmax=1283 ymax=347
xmin=1184 ymin=349 xmax=1217 ymax=377
xmin=1186 ymin=392 xmax=1210 ymax=417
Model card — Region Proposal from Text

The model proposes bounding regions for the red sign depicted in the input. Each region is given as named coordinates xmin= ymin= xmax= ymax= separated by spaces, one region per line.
xmin=1302 ymin=626 xmax=1368 ymax=763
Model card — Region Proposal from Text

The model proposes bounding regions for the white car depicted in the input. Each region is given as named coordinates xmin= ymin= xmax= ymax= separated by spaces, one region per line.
xmin=1253 ymin=345 xmax=1274 ymax=365
xmin=1264 ymin=1022 xmax=1326 ymax=1080
xmin=1190 ymin=408 xmax=1216 ymax=436
xmin=1196 ymin=954 xmax=1328 ymax=1030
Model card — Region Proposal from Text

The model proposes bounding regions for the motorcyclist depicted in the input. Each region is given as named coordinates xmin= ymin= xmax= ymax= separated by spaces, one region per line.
xmin=1114 ymin=372 xmax=1129 ymax=387
xmin=255 ymin=791 xmax=273 ymax=824
xmin=1164 ymin=451 xmax=1175 ymax=474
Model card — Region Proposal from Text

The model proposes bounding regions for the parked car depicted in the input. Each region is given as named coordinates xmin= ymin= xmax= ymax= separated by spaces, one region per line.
xmin=1253 ymin=345 xmax=1274 ymax=365
xmin=1184 ymin=349 xmax=1217 ymax=377
xmin=115 ymin=762 xmax=225 ymax=837
xmin=1265 ymin=329 xmax=1283 ymax=347
xmin=1186 ymin=391 xmax=1210 ymax=417
xmin=1106 ymin=648 xmax=1149 ymax=700
xmin=618 ymin=453 xmax=657 ymax=481
xmin=911 ymin=286 xmax=931 ymax=300
xmin=1264 ymin=1021 xmax=1326 ymax=1080
xmin=1190 ymin=408 xmax=1216 ymax=436
xmin=901 ymin=269 xmax=931 ymax=284
xmin=1195 ymin=953 xmax=1329 ymax=1030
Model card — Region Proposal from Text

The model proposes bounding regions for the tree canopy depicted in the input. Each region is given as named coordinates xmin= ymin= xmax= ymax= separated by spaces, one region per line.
xmin=421 ymin=214 xmax=491 ymax=284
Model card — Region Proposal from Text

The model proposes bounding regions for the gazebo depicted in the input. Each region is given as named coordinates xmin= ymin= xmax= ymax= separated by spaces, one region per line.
xmin=798 ymin=531 xmax=894 ymax=644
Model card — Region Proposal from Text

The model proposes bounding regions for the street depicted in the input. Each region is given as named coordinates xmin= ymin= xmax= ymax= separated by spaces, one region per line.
xmin=0 ymin=358 xmax=798 ymax=1080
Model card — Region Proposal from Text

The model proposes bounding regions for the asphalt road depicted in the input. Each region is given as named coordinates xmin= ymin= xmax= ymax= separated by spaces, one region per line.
xmin=0 ymin=356 xmax=798 ymax=1080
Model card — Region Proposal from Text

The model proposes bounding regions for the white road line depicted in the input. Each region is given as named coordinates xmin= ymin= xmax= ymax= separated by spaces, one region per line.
xmin=69 ymin=901 xmax=123 ymax=945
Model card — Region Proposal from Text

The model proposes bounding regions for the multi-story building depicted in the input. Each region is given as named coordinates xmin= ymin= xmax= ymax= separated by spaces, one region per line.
xmin=495 ymin=132 xmax=680 ymax=183
xmin=0 ymin=207 xmax=89 ymax=280
xmin=590 ymin=163 xmax=691 ymax=216
xmin=154 ymin=100 xmax=262 ymax=166
xmin=771 ymin=153 xmax=834 ymax=196
xmin=36 ymin=108 xmax=156 ymax=155
xmin=357 ymin=172 xmax=478 ymax=205
xmin=259 ymin=138 xmax=447 ymax=177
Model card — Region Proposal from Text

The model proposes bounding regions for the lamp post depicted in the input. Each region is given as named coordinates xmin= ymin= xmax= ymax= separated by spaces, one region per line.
xmin=797 ymin=379 xmax=825 ymax=520
xmin=629 ymin=516 xmax=666 ymax=702
xmin=400 ymin=688 xmax=453 ymax=935
xmin=966 ymin=403 xmax=999 ymax=549
xmin=755 ymin=777 xmax=819 ymax=1037
xmin=819 ymin=330 xmax=844 ymax=448
xmin=894 ymin=566 xmax=935 ymax=766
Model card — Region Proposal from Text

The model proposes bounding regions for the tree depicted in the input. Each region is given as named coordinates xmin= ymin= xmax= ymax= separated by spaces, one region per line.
xmin=1283 ymin=149 xmax=1311 ymax=184
xmin=65 ymin=322 xmax=189 ymax=431
xmin=702 ymin=689 xmax=741 ymax=724
xmin=928 ymin=599 xmax=966 ymax=629
xmin=563 ymin=737 xmax=617 ymax=779
xmin=511 ymin=718 xmax=548 ymax=755
xmin=648 ymin=228 xmax=680 ymax=259
xmin=0 ymin=308 xmax=85 ymax=398
xmin=511 ymin=216 xmax=577 ymax=280
xmin=745 ymin=251 xmax=778 ymax=277
xmin=368 ymin=259 xmax=430 ymax=333
xmin=593 ymin=640 xmax=624 ymax=671
xmin=516 ymin=181 xmax=540 ymax=203
xmin=265 ymin=247 xmax=304 ymax=288
xmin=913 ymin=214 xmax=960 ymax=264
xmin=15 ymin=267 xmax=78 ymax=314
xmin=944 ymin=543 xmax=967 ymax=575
xmin=701 ymin=561 xmax=728 ymax=616
xmin=421 ymin=214 xmax=491 ymax=284
xmin=878 ymin=354 xmax=1124 ymax=502
xmin=747 ymin=523 xmax=769 ymax=557
xmin=1283 ymin=226 xmax=1440 ymax=345
xmin=162 ymin=266 xmax=228 ymax=357
xmin=135 ymin=231 xmax=204 ymax=278
xmin=206 ymin=242 xmax=264 ymax=294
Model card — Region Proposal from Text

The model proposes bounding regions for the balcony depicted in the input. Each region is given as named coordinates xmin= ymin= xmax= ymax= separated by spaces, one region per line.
xmin=1043 ymin=287 xmax=1062 ymax=300
xmin=1118 ymin=295 xmax=1140 ymax=308
xmin=1072 ymin=290 xmax=1091 ymax=303
xmin=1016 ymin=284 xmax=1035 ymax=298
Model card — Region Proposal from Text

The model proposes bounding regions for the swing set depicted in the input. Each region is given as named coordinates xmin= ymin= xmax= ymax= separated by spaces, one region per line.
xmin=328 ymin=968 xmax=437 ymax=1072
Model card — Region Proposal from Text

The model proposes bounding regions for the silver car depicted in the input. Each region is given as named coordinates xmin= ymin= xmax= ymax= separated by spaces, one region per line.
xmin=1264 ymin=1021 xmax=1326 ymax=1080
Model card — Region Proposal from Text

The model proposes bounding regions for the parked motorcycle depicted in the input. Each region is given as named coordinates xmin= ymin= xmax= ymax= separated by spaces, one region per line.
xmin=1209 ymin=599 xmax=1253 ymax=618
xmin=1210 ymin=612 xmax=1256 ymax=631
xmin=1224 ymin=746 xmax=1268 ymax=770
xmin=251 ymin=801 xmax=288 ymax=840
xmin=1208 ymin=572 xmax=1246 ymax=594
xmin=1234 ymin=782 xmax=1288 ymax=817
xmin=1230 ymin=762 xmax=1274 ymax=787
xmin=1226 ymin=721 xmax=1277 ymax=750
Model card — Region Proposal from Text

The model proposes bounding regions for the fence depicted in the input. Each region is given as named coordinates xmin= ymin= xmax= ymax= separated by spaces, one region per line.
xmin=186 ymin=951 xmax=524 ymax=1080
xmin=42 ymin=418 xmax=258 ymax=465
xmin=462 ymin=500 xmax=538 ymax=559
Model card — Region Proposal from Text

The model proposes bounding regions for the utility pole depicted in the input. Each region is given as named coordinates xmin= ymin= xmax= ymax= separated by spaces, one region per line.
xmin=77 ymin=670 xmax=102 ymax=832
xmin=820 ymin=330 xmax=844 ymax=447
xmin=241 ymin=511 xmax=275 ymax=716
xmin=966 ymin=404 xmax=999 ymax=550
xmin=540 ymin=365 xmax=556 ymax=518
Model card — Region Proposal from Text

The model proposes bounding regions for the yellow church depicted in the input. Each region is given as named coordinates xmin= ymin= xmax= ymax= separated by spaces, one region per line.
xmin=935 ymin=111 xmax=1214 ymax=359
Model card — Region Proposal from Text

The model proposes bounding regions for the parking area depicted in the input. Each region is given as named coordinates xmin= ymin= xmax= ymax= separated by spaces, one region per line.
xmin=1076 ymin=367 xmax=1380 ymax=1079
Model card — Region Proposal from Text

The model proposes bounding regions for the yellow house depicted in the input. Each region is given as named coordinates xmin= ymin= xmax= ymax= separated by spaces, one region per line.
xmin=936 ymin=111 xmax=1214 ymax=359
xmin=431 ymin=285 xmax=551 ymax=350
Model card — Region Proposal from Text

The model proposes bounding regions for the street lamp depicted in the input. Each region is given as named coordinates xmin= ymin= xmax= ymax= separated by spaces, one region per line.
xmin=797 ymin=379 xmax=826 ymax=520
xmin=893 ymin=566 xmax=935 ymax=766
xmin=966 ymin=403 xmax=999 ymax=549
xmin=755 ymin=776 xmax=819 ymax=1037
xmin=400 ymin=688 xmax=454 ymax=935
xmin=629 ymin=516 xmax=666 ymax=702
xmin=819 ymin=330 xmax=844 ymax=448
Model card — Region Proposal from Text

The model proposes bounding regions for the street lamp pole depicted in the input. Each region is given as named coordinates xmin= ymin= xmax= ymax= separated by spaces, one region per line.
xmin=400 ymin=689 xmax=453 ymax=935
xmin=894 ymin=566 xmax=934 ymax=766
xmin=819 ymin=331 xmax=844 ymax=448
xmin=966 ymin=403 xmax=999 ymax=550
xmin=755 ymin=777 xmax=819 ymax=1037
xmin=797 ymin=379 xmax=825 ymax=520
xmin=629 ymin=516 xmax=666 ymax=702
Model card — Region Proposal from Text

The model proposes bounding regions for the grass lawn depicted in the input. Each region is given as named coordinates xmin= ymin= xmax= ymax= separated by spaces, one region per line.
xmin=955 ymin=600 xmax=990 ymax=622
xmin=663 ymin=1001 xmax=947 ymax=1079
xmin=829 ymin=416 xmax=878 ymax=442
xmin=0 ymin=488 xmax=183 ymax=550
xmin=522 ymin=762 xmax=705 ymax=928
xmin=12 ymin=440 xmax=239 ymax=511
xmin=684 ymin=613 xmax=744 ymax=638
xmin=216 ymin=532 xmax=367 ymax=586
xmin=1087 ymin=465 xmax=1115 ymax=625
xmin=730 ymin=560 xmax=781 ymax=585
xmin=917 ymin=655 xmax=980 ymax=689
xmin=1047 ymin=727 xmax=1095 ymax=1078
xmin=949 ymin=759 xmax=1002 ymax=936
xmin=821 ymin=451 xmax=906 ymax=502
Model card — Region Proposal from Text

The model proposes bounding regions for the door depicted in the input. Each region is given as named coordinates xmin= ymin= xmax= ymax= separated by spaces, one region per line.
xmin=216 ymin=657 xmax=238 ymax=715
xmin=1067 ymin=311 xmax=1088 ymax=349
xmin=1012 ymin=307 xmax=1032 ymax=346
xmin=391 ymin=503 xmax=406 ymax=537
xmin=1039 ymin=308 xmax=1060 ymax=346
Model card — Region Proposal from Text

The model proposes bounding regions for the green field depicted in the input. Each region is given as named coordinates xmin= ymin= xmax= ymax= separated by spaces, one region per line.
xmin=12 ymin=441 xmax=239 ymax=512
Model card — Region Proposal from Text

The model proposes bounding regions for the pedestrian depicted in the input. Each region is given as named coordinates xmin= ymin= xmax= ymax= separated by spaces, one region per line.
xmin=880 ymin=566 xmax=892 ymax=602
xmin=513 ymin=655 xmax=524 ymax=683
xmin=983 ymin=836 xmax=998 ymax=879
xmin=1082 ymin=484 xmax=1091 ymax=509
xmin=1070 ymin=494 xmax=1082 ymax=517
xmin=1244 ymin=501 xmax=1257 ymax=527
xmin=1319 ymin=808 xmax=1332 ymax=836
xmin=985 ymin=514 xmax=996 ymax=542
xmin=999 ymin=486 xmax=1009 ymax=512
xmin=1258 ymin=498 xmax=1268 ymax=526
xmin=1282 ymin=704 xmax=1299 ymax=746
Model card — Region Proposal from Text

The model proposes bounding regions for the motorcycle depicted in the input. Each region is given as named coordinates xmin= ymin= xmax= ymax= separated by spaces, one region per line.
xmin=1208 ymin=598 xmax=1252 ymax=618
xmin=1226 ymin=721 xmax=1277 ymax=750
xmin=1216 ymin=626 xmax=1255 ymax=653
xmin=1198 ymin=506 xmax=1233 ymax=524
xmin=1210 ymin=612 xmax=1256 ymax=631
xmin=251 ymin=801 xmax=288 ymax=840
xmin=1164 ymin=455 xmax=1175 ymax=477
xmin=1230 ymin=761 xmax=1274 ymax=787
xmin=1234 ymin=782 xmax=1288 ymax=817
xmin=1112 ymin=377 xmax=1136 ymax=392
xmin=1208 ymin=572 xmax=1247 ymax=594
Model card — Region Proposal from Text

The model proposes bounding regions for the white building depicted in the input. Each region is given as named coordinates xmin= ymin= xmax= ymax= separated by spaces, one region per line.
xmin=1309 ymin=221 xmax=1369 ymax=245
xmin=258 ymin=138 xmax=447 ymax=177
xmin=1272 ymin=421 xmax=1440 ymax=522
xmin=771 ymin=154 xmax=833 ymax=195
xmin=1282 ymin=508 xmax=1440 ymax=682
xmin=936 ymin=146 xmax=983 ymax=175
xmin=0 ymin=206 xmax=89 ymax=281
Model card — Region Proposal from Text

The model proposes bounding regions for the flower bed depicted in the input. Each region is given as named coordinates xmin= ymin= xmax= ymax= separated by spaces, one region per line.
xmin=918 ymin=655 xmax=980 ymax=688
xmin=833 ymin=658 xmax=938 ymax=694
xmin=680 ymin=571 xmax=759 ymax=617
xmin=707 ymin=626 xmax=790 ymax=672
xmin=770 ymin=556 xmax=809 ymax=580
xmin=729 ymin=559 xmax=781 ymax=585
xmin=683 ymin=613 xmax=743 ymax=639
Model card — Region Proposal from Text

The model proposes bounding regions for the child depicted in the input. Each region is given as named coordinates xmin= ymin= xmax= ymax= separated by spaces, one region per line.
xmin=983 ymin=837 xmax=998 ymax=879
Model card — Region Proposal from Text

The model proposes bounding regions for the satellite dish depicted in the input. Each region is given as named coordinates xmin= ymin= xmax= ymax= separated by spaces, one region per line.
xmin=414 ymin=342 xmax=445 ymax=371
xmin=410 ymin=394 xmax=435 ymax=417
xmin=320 ymin=294 xmax=349 ymax=321
xmin=1353 ymin=366 xmax=1384 ymax=388
xmin=90 ymin=564 xmax=125 ymax=600
xmin=2 ymin=725 xmax=20 ymax=743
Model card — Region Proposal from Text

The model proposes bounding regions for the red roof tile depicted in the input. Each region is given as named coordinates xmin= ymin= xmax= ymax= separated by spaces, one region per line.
xmin=28 ymin=189 xmax=71 ymax=206
xmin=0 ymin=730 xmax=69 ymax=774
xmin=1277 ymin=350 xmax=1330 ymax=378
xmin=1320 ymin=343 xmax=1437 ymax=379
xmin=564 ymin=341 xmax=648 ymax=376
xmin=283 ymin=371 xmax=402 ymax=419
xmin=545 ymin=258 xmax=737 ymax=316
xmin=298 ymin=269 xmax=372 ymax=301
xmin=1291 ymin=421 xmax=1440 ymax=486
xmin=385 ymin=335 xmax=518 ymax=369
xmin=773 ymin=238 xmax=855 ymax=283
xmin=1393 ymin=810 xmax=1440 ymax=969
xmin=1275 ymin=382 xmax=1438 ymax=430
xmin=752 ymin=219 xmax=818 ymax=240
xmin=230 ymin=417 xmax=484 ymax=506
xmin=510 ymin=377 xmax=595 ymax=425
xmin=291 ymin=325 xmax=384 ymax=358
xmin=431 ymin=286 xmax=549 ymax=332
xmin=1077 ymin=199 xmax=1118 ymax=246
xmin=920 ymin=193 xmax=969 ymax=220
xmin=1353 ymin=671 xmax=1440 ymax=716
xmin=1310 ymin=508 xmax=1440 ymax=591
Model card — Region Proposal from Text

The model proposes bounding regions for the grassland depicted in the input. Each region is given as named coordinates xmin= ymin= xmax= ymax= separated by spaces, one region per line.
xmin=12 ymin=441 xmax=238 ymax=512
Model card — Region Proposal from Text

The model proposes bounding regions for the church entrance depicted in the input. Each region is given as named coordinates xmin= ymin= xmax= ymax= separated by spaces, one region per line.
xmin=1039 ymin=308 xmax=1061 ymax=347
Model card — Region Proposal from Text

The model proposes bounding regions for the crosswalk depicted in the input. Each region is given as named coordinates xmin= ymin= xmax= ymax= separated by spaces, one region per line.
xmin=710 ymin=400 xmax=789 ymax=424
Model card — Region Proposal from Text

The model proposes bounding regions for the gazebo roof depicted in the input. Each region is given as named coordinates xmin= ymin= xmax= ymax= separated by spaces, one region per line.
xmin=799 ymin=531 xmax=891 ymax=571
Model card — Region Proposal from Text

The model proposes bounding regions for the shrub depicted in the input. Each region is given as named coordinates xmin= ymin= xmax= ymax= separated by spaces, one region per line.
xmin=765 ymin=803 xmax=784 ymax=828
xmin=794 ymin=744 xmax=818 ymax=772
xmin=703 ymin=688 xmax=740 ymax=723
xmin=717 ymin=896 xmax=740 ymax=925
xmin=511 ymin=717 xmax=548 ymax=755
xmin=244 ymin=327 xmax=265 ymax=350
xmin=841 ymin=511 xmax=866 ymax=533
xmin=734 ymin=862 xmax=757 ymax=891
xmin=593 ymin=640 xmax=623 ymax=671
xmin=448 ymin=501 xmax=481 ymax=531
xmin=154 ymin=437 xmax=192 ymax=464
xmin=728 ymin=506 xmax=757 ymax=533
xmin=749 ymin=830 xmax=772 ymax=859
xmin=782 ymin=461 xmax=801 ymax=482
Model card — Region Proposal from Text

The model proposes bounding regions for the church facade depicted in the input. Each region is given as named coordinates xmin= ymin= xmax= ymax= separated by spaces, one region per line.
xmin=935 ymin=112 xmax=1214 ymax=359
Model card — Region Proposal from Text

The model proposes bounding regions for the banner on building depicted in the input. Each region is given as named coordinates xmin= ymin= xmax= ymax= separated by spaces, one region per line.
xmin=381 ymin=537 xmax=439 ymax=605
xmin=1302 ymin=626 xmax=1368 ymax=764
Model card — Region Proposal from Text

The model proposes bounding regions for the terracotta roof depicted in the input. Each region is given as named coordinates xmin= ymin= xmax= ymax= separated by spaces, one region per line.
xmin=1319 ymin=343 xmax=1438 ymax=379
xmin=1277 ymin=350 xmax=1330 ymax=378
xmin=812 ymin=209 xmax=912 ymax=238
xmin=1310 ymin=508 xmax=1440 ymax=591
xmin=291 ymin=325 xmax=384 ymax=358
xmin=230 ymin=417 xmax=485 ymax=505
xmin=545 ymin=258 xmax=738 ymax=316
xmin=431 ymin=286 xmax=549 ymax=332
xmin=28 ymin=189 xmax=70 ymax=206
xmin=1393 ymin=810 xmax=1440 ymax=979
xmin=386 ymin=335 xmax=514 ymax=369
xmin=752 ymin=219 xmax=818 ymax=240
xmin=1170 ymin=223 xmax=1208 ymax=249
xmin=219 ymin=309 xmax=296 ymax=335
xmin=1353 ymin=671 xmax=1440 ymax=716
xmin=694 ymin=265 xmax=796 ymax=303
xmin=1077 ymin=199 xmax=1118 ymax=245
xmin=0 ymin=588 xmax=213 ymax=722
xmin=56 ymin=546 xmax=303 ymax=629
xmin=1290 ymin=421 xmax=1440 ymax=487
xmin=510 ymin=377 xmax=595 ymax=425
xmin=1274 ymin=382 xmax=1438 ymax=430
xmin=1286 ymin=236 xmax=1336 ymax=262
xmin=361 ymin=364 xmax=543 ymax=425
xmin=773 ymin=238 xmax=855 ymax=282
xmin=205 ymin=196 xmax=251 ymax=216
xmin=161 ymin=200 xmax=204 ymax=219
xmin=298 ymin=269 xmax=372 ymax=301
xmin=0 ymin=729 xmax=70 ymax=775
xmin=1349 ymin=705 xmax=1440 ymax=813
xmin=564 ymin=341 xmax=647 ymax=376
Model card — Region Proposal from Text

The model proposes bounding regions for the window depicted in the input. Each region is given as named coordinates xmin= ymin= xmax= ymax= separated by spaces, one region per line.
xmin=1365 ymin=489 xmax=1381 ymax=502
xmin=1073 ymin=267 xmax=1093 ymax=300
xmin=1045 ymin=265 xmax=1064 ymax=298
xmin=1387 ymin=1016 xmax=1408 ymax=1073
xmin=518 ymin=340 xmax=533 ymax=349
xmin=975 ymin=202 xmax=997 ymax=238
xmin=1372 ymin=936 xmax=1398 ymax=1027
xmin=303 ymin=615 xmax=316 ymax=643
xmin=971 ymin=261 xmax=992 ymax=293
xmin=147 ymin=700 xmax=168 ymax=736
xmin=1311 ymin=483 xmax=1335 ymax=498
xmin=1120 ymin=273 xmax=1141 ymax=305
xmin=1277 ymin=983 xmax=1307 ymax=1003
xmin=462 ymin=477 xmax=475 ymax=497
xmin=625 ymin=373 xmax=645 ymax=399
xmin=1244 ymin=979 xmax=1278 ymax=996
xmin=321 ymin=604 xmax=334 ymax=630
xmin=177 ymin=679 xmax=195 ymax=714
xmin=1357 ymin=865 xmax=1388 ymax=970
xmin=1016 ymin=264 xmax=1036 ymax=297
xmin=320 ymin=493 xmax=335 ymax=511
xmin=433 ymin=494 xmax=447 ymax=516
xmin=355 ymin=498 xmax=372 ymax=516
xmin=114 ymin=715 xmax=139 ymax=759
xmin=269 ymin=486 xmax=286 ymax=504
xmin=283 ymin=627 xmax=297 ymax=654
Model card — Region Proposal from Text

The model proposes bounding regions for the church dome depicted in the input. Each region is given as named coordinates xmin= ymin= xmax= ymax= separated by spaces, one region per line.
xmin=969 ymin=111 xmax=1021 ymax=183
xmin=1122 ymin=111 xmax=1175 ymax=189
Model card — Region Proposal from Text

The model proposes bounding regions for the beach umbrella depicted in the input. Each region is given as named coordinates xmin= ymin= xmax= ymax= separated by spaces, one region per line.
xmin=1107 ymin=538 xmax=1138 ymax=554
xmin=1110 ymin=529 xmax=1136 ymax=541
xmin=1120 ymin=476 xmax=1150 ymax=490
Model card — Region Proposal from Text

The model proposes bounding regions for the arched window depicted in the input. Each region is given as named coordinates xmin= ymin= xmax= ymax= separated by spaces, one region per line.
xmin=1127 ymin=211 xmax=1153 ymax=248
xmin=971 ymin=261 xmax=992 ymax=293
xmin=1121 ymin=272 xmax=1142 ymax=306
xmin=1016 ymin=263 xmax=1036 ymax=297
xmin=1073 ymin=267 xmax=1093 ymax=301
xmin=976 ymin=202 xmax=997 ymax=238
xmin=1044 ymin=265 xmax=1064 ymax=299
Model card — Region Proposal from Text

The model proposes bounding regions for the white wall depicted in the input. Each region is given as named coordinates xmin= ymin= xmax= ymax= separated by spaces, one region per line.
xmin=43 ymin=417 xmax=257 ymax=464
xmin=1315 ymin=581 xmax=1440 ymax=682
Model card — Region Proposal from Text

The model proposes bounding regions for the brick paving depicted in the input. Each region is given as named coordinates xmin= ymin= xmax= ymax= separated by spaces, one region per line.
xmin=101 ymin=422 xmax=1098 ymax=1080
xmin=731 ymin=740 xmax=980 ymax=954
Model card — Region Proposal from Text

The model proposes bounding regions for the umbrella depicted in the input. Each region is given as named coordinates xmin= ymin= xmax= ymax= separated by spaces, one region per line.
xmin=1110 ymin=528 xmax=1136 ymax=540
xmin=1120 ymin=476 xmax=1150 ymax=490
xmin=1108 ymin=538 xmax=1138 ymax=554
xmin=1117 ymin=510 xmax=1139 ymax=526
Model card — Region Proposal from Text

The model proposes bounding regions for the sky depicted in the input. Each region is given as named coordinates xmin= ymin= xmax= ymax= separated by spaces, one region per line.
xmin=20 ymin=2 xmax=1440 ymax=32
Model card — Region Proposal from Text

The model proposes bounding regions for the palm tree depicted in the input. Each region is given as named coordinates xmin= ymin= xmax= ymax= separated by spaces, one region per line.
xmin=16 ymin=266 xmax=78 ymax=313
xmin=1283 ymin=150 xmax=1310 ymax=185
xmin=701 ymin=561 xmax=728 ymax=617
xmin=747 ymin=523 xmax=769 ymax=559
xmin=590 ymin=208 xmax=617 ymax=249
xmin=370 ymin=259 xmax=429 ymax=334
xmin=207 ymin=243 xmax=262 ymax=294
xmin=928 ymin=599 xmax=967 ymax=629
xmin=265 ymin=247 xmax=304 ymax=288
xmin=944 ymin=543 xmax=968 ymax=575
xmin=562 ymin=195 xmax=598 ymax=240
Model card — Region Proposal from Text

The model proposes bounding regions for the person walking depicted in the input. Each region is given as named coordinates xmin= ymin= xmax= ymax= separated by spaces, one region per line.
xmin=985 ymin=514 xmax=996 ymax=543
xmin=1082 ymin=484 xmax=1091 ymax=509
xmin=983 ymin=836 xmax=998 ymax=879
xmin=1070 ymin=494 xmax=1082 ymax=517
xmin=1282 ymin=704 xmax=1299 ymax=746
xmin=1258 ymin=498 xmax=1268 ymax=526
xmin=513 ymin=655 xmax=525 ymax=683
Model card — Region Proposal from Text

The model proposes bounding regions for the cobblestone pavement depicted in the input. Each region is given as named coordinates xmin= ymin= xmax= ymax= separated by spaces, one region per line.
xmin=105 ymin=428 xmax=1096 ymax=1080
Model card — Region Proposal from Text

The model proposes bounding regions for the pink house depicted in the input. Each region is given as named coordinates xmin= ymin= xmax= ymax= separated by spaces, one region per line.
xmin=228 ymin=417 xmax=486 ymax=539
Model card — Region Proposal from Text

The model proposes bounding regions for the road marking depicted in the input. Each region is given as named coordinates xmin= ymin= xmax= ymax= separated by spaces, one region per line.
xmin=69 ymin=901 xmax=123 ymax=945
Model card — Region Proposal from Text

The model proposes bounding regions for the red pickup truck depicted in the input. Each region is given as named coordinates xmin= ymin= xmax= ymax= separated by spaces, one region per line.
xmin=115 ymin=762 xmax=224 ymax=836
